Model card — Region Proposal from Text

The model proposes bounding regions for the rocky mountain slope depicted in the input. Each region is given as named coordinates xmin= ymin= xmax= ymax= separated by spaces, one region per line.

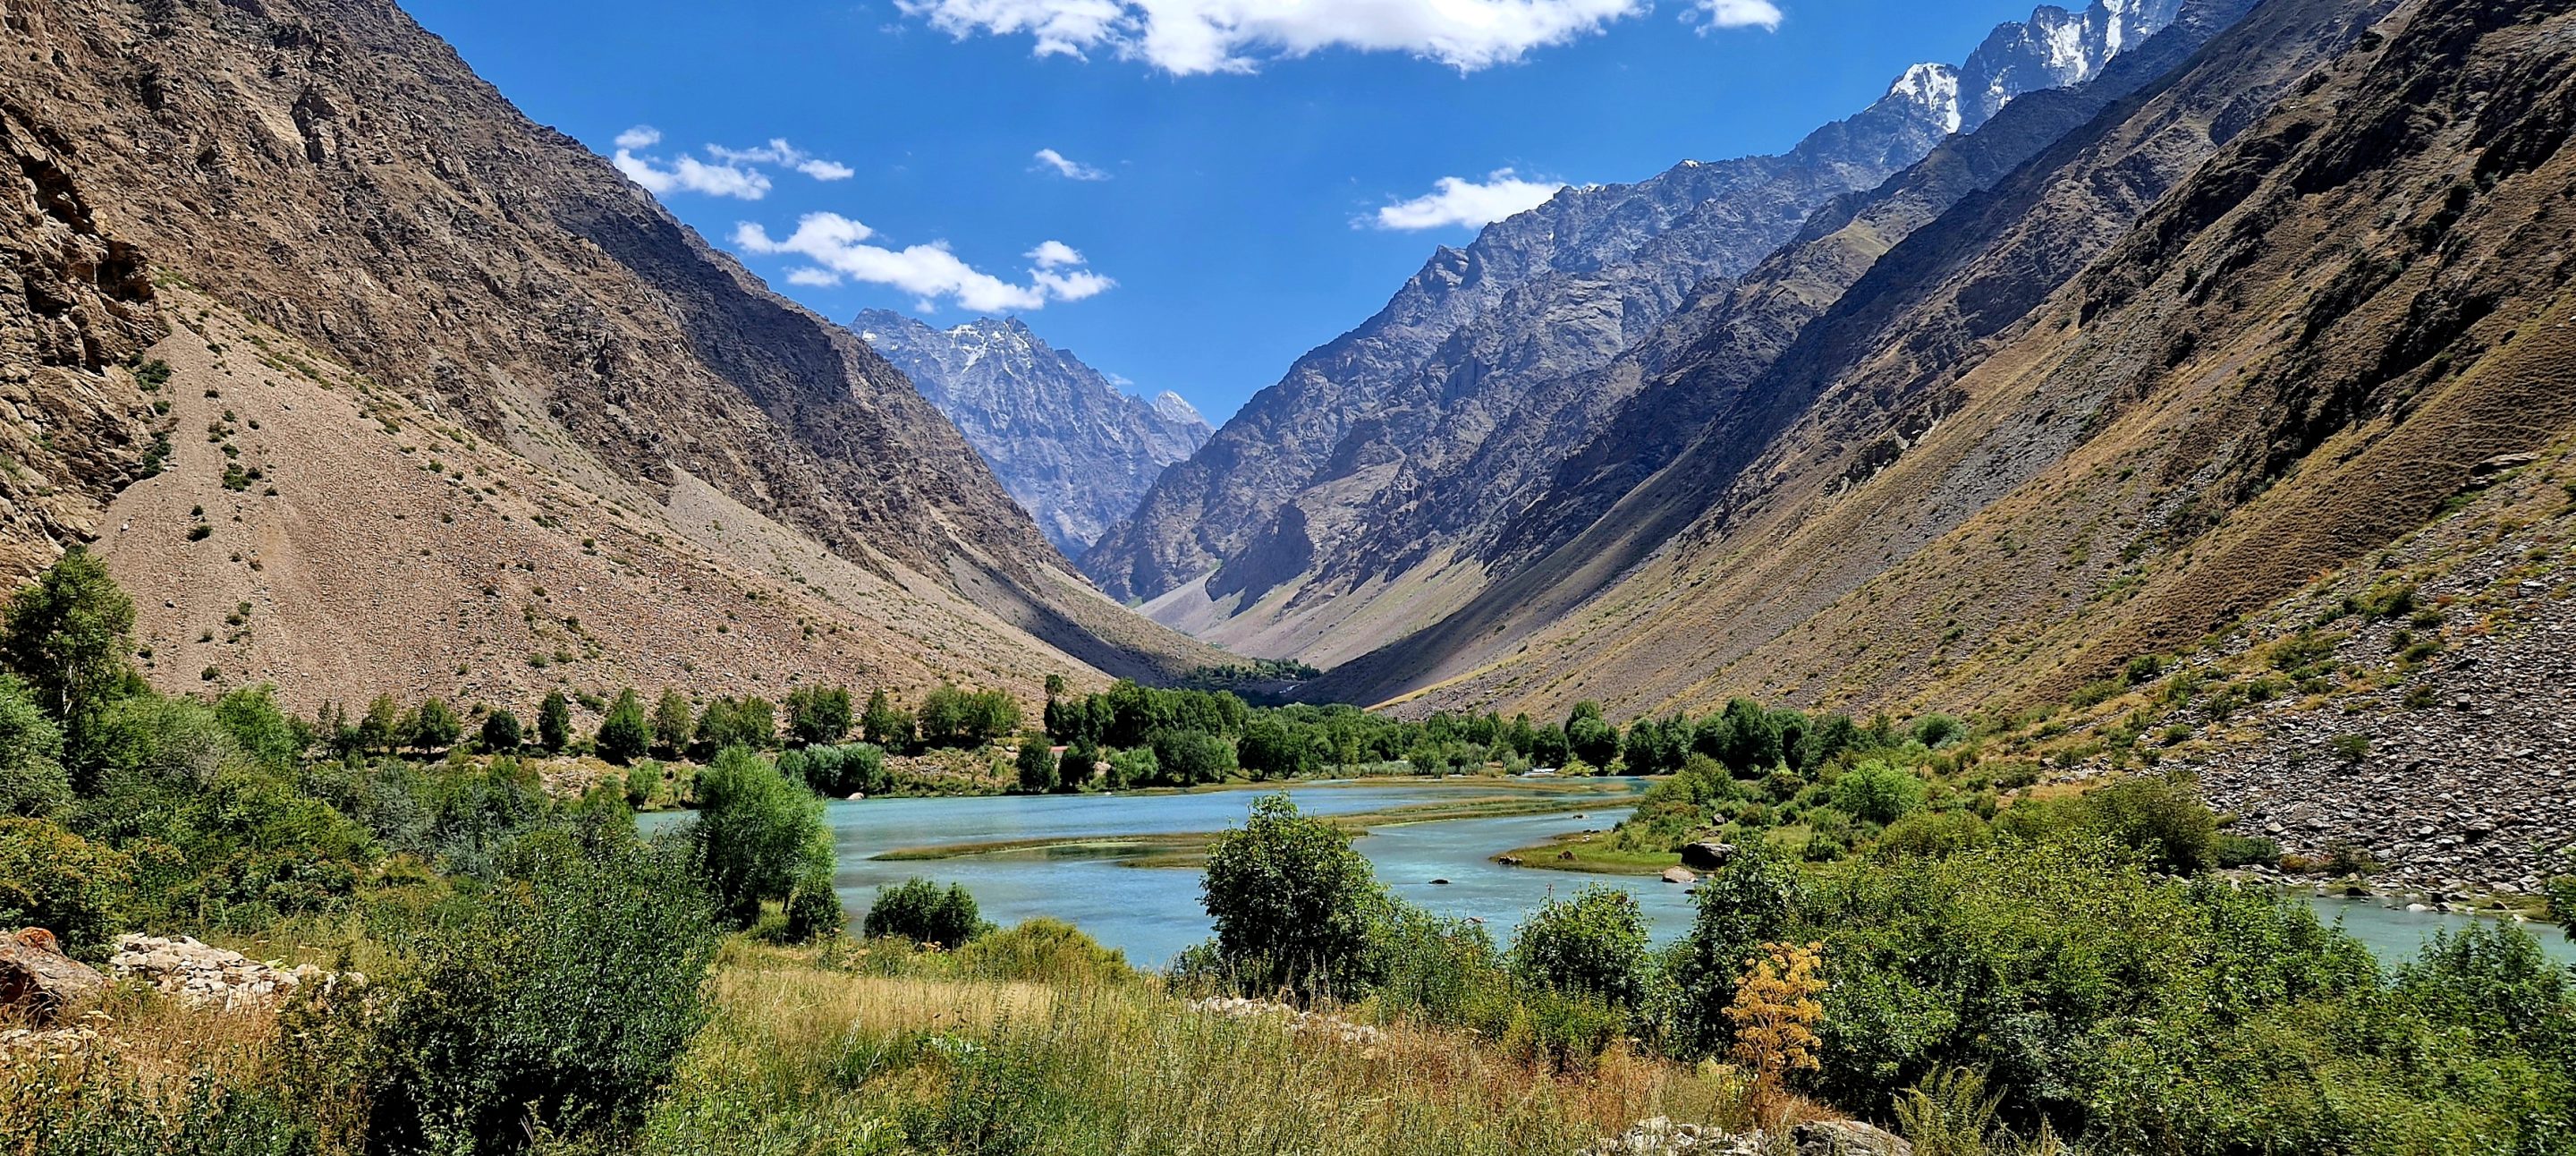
xmin=855 ymin=310 xmax=1209 ymax=558
xmin=0 ymin=0 xmax=1221 ymax=703
xmin=1335 ymin=0 xmax=2576 ymax=728
xmin=1091 ymin=0 xmax=2191 ymax=659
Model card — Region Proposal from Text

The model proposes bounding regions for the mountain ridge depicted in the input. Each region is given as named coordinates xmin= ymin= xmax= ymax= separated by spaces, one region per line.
xmin=855 ymin=308 xmax=1211 ymax=559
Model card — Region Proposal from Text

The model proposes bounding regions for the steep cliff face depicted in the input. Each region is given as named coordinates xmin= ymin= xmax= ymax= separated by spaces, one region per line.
xmin=0 ymin=96 xmax=165 ymax=579
xmin=0 ymin=0 xmax=1219 ymax=693
xmin=856 ymin=310 xmax=1209 ymax=558
xmin=1102 ymin=0 xmax=2194 ymax=661
xmin=1342 ymin=0 xmax=2576 ymax=723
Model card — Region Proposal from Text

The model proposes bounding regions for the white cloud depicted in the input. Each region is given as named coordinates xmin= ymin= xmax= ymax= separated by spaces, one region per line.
xmin=1694 ymin=0 xmax=1784 ymax=30
xmin=1025 ymin=240 xmax=1085 ymax=268
xmin=614 ymin=149 xmax=774 ymax=199
xmin=1369 ymin=169 xmax=1566 ymax=231
xmin=706 ymin=139 xmax=858 ymax=181
xmin=896 ymin=0 xmax=1680 ymax=74
xmin=1033 ymin=147 xmax=1111 ymax=181
xmin=609 ymin=129 xmax=854 ymax=200
xmin=733 ymin=213 xmax=1116 ymax=312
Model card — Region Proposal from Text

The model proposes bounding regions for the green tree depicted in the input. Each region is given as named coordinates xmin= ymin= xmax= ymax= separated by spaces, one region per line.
xmin=1199 ymin=794 xmax=1386 ymax=995
xmin=863 ymin=877 xmax=984 ymax=946
xmin=651 ymin=690 xmax=693 ymax=757
xmin=917 ymin=683 xmax=970 ymax=746
xmin=538 ymin=690 xmax=573 ymax=754
xmin=784 ymin=684 xmax=852 ymax=747
xmin=1509 ymin=884 xmax=1651 ymax=1008
xmin=962 ymin=689 xmax=1021 ymax=744
xmin=691 ymin=695 xmax=777 ymax=756
xmin=1152 ymin=728 xmax=1236 ymax=786
xmin=0 ymin=676 xmax=69 ymax=818
xmin=1564 ymin=702 xmax=1620 ymax=768
xmin=596 ymin=688 xmax=651 ymax=765
xmin=0 ymin=548 xmax=136 ymax=772
xmin=860 ymin=688 xmax=914 ymax=749
xmin=480 ymin=709 xmax=524 ymax=754
xmin=1238 ymin=716 xmax=1319 ymax=779
xmin=1106 ymin=745 xmax=1157 ymax=791
xmin=1713 ymin=698 xmax=1784 ymax=773
xmin=359 ymin=693 xmax=403 ymax=755
xmin=1013 ymin=732 xmax=1057 ymax=794
xmin=690 ymin=746 xmax=832 ymax=927
xmin=410 ymin=697 xmax=462 ymax=754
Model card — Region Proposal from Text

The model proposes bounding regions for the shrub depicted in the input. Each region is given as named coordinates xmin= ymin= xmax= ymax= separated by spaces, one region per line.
xmin=950 ymin=917 xmax=1129 ymax=984
xmin=2212 ymin=831 xmax=2281 ymax=868
xmin=863 ymin=877 xmax=984 ymax=947
xmin=1911 ymin=713 xmax=1967 ymax=749
xmin=0 ymin=817 xmax=131 ymax=959
xmin=2073 ymin=773 xmax=2216 ymax=871
xmin=689 ymin=746 xmax=832 ymax=928
xmin=1664 ymin=843 xmax=1801 ymax=1056
xmin=1727 ymin=941 xmax=1826 ymax=1095
xmin=335 ymin=826 xmax=719 ymax=1154
xmin=1200 ymin=793 xmax=1386 ymax=996
xmin=1831 ymin=761 xmax=1927 ymax=825
xmin=1507 ymin=884 xmax=1651 ymax=1009
xmin=0 ymin=676 xmax=69 ymax=818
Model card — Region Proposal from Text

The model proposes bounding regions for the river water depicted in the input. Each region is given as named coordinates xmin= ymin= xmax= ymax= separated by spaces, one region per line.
xmin=645 ymin=780 xmax=2574 ymax=968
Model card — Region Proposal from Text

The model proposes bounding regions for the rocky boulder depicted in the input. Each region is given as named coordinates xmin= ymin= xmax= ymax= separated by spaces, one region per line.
xmin=1793 ymin=1119 xmax=1913 ymax=1156
xmin=0 ymin=927 xmax=106 ymax=1022
xmin=1680 ymin=841 xmax=1738 ymax=871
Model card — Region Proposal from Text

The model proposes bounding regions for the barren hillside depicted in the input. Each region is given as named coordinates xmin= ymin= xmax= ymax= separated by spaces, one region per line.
xmin=0 ymin=0 xmax=1222 ymax=701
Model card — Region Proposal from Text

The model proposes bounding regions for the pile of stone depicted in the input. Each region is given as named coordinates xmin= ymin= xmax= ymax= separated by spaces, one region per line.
xmin=1582 ymin=1118 xmax=1911 ymax=1156
xmin=1184 ymin=995 xmax=1386 ymax=1048
xmin=109 ymin=934 xmax=361 ymax=1010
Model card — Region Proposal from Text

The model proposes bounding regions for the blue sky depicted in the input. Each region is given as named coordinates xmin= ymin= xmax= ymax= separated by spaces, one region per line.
xmin=404 ymin=0 xmax=2043 ymax=421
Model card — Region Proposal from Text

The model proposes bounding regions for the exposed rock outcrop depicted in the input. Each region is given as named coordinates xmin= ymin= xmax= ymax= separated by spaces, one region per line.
xmin=0 ymin=927 xmax=106 ymax=1022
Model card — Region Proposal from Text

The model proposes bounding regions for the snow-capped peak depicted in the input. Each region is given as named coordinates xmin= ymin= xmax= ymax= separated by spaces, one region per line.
xmin=1151 ymin=390 xmax=1207 ymax=429
xmin=1886 ymin=62 xmax=1964 ymax=134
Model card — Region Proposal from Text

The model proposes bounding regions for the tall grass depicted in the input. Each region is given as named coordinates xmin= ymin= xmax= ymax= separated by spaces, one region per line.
xmin=629 ymin=941 xmax=1764 ymax=1156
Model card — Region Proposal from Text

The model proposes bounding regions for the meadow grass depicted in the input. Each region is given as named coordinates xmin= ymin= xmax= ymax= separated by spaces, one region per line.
xmin=628 ymin=939 xmax=1775 ymax=1156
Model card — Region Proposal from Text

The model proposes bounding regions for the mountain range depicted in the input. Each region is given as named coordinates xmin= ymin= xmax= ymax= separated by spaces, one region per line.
xmin=0 ymin=0 xmax=1219 ymax=714
xmin=854 ymin=310 xmax=1210 ymax=560
xmin=1080 ymin=0 xmax=2197 ymax=663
